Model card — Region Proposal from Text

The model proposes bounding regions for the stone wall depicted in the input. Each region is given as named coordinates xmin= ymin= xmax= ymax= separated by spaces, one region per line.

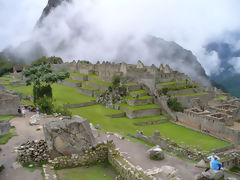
xmin=121 ymin=107 xmax=161 ymax=119
xmin=50 ymin=141 xmax=154 ymax=180
xmin=136 ymin=130 xmax=208 ymax=161
xmin=71 ymin=75 xmax=88 ymax=81
xmin=177 ymin=112 xmax=240 ymax=144
xmin=133 ymin=119 xmax=167 ymax=126
xmin=78 ymin=88 xmax=94 ymax=97
xmin=85 ymin=82 xmax=109 ymax=91
xmin=176 ymin=93 xmax=213 ymax=109
xmin=61 ymin=81 xmax=81 ymax=88
xmin=126 ymin=98 xmax=153 ymax=106
xmin=66 ymin=101 xmax=96 ymax=108
xmin=0 ymin=121 xmax=10 ymax=136
xmin=0 ymin=91 xmax=20 ymax=115
xmin=49 ymin=142 xmax=109 ymax=169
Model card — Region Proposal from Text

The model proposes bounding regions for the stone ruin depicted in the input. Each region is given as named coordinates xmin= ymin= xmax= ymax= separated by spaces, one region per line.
xmin=43 ymin=115 xmax=96 ymax=157
xmin=0 ymin=121 xmax=10 ymax=136
xmin=0 ymin=90 xmax=20 ymax=115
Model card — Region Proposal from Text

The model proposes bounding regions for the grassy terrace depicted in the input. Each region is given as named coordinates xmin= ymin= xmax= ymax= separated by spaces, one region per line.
xmin=65 ymin=77 xmax=82 ymax=83
xmin=70 ymin=72 xmax=99 ymax=79
xmin=125 ymin=82 xmax=137 ymax=86
xmin=5 ymin=84 xmax=95 ymax=105
xmin=120 ymin=103 xmax=159 ymax=111
xmin=157 ymin=80 xmax=185 ymax=86
xmin=125 ymin=95 xmax=152 ymax=100
xmin=129 ymin=89 xmax=147 ymax=95
xmin=87 ymin=80 xmax=112 ymax=86
xmin=70 ymin=105 xmax=229 ymax=151
xmin=0 ymin=115 xmax=15 ymax=121
xmin=175 ymin=92 xmax=208 ymax=97
xmin=58 ymin=164 xmax=116 ymax=180
xmin=0 ymin=128 xmax=16 ymax=144
xmin=216 ymin=94 xmax=226 ymax=100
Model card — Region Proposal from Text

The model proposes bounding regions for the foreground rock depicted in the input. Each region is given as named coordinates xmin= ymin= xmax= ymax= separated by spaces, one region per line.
xmin=197 ymin=169 xmax=224 ymax=180
xmin=29 ymin=115 xmax=40 ymax=126
xmin=147 ymin=145 xmax=164 ymax=160
xmin=17 ymin=140 xmax=50 ymax=164
xmin=0 ymin=121 xmax=10 ymax=136
xmin=196 ymin=159 xmax=208 ymax=168
xmin=43 ymin=115 xmax=96 ymax=157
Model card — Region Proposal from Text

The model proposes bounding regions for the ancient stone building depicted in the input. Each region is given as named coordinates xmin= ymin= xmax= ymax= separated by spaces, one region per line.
xmin=0 ymin=91 xmax=20 ymax=115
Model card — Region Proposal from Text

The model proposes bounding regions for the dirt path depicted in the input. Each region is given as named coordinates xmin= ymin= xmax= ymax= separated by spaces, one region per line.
xmin=97 ymin=134 xmax=240 ymax=180
xmin=0 ymin=112 xmax=44 ymax=180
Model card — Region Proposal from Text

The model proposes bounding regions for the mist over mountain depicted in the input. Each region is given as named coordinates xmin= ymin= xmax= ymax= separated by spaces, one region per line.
xmin=206 ymin=31 xmax=240 ymax=97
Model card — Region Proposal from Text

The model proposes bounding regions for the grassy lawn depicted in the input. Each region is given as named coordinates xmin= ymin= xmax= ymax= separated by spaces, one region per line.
xmin=66 ymin=77 xmax=82 ymax=83
xmin=0 ymin=128 xmax=16 ymax=144
xmin=5 ymin=83 xmax=96 ymax=105
xmin=119 ymin=103 xmax=159 ymax=111
xmin=0 ymin=115 xmax=15 ymax=121
xmin=58 ymin=165 xmax=115 ymax=180
xmin=80 ymin=87 xmax=97 ymax=91
xmin=70 ymin=105 xmax=229 ymax=151
xmin=129 ymin=89 xmax=147 ymax=95
xmin=175 ymin=92 xmax=208 ymax=97
xmin=125 ymin=95 xmax=152 ymax=100
xmin=216 ymin=94 xmax=226 ymax=100
xmin=21 ymin=99 xmax=34 ymax=106
xmin=158 ymin=80 xmax=185 ymax=86
xmin=70 ymin=73 xmax=99 ymax=79
xmin=88 ymin=80 xmax=111 ymax=86
xmin=125 ymin=82 xmax=137 ymax=86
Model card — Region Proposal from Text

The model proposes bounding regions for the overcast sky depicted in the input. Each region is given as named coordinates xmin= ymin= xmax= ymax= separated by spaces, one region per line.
xmin=0 ymin=0 xmax=239 ymax=75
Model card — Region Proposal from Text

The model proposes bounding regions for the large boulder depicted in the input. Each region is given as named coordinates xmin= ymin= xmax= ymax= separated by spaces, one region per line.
xmin=0 ymin=120 xmax=11 ymax=136
xmin=147 ymin=145 xmax=164 ymax=160
xmin=196 ymin=159 xmax=208 ymax=168
xmin=197 ymin=169 xmax=224 ymax=180
xmin=43 ymin=116 xmax=96 ymax=157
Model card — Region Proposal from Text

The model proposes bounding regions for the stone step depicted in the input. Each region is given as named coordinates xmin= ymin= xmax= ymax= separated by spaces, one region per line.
xmin=78 ymin=87 xmax=104 ymax=97
xmin=125 ymin=96 xmax=153 ymax=106
xmin=42 ymin=165 xmax=57 ymax=180
xmin=129 ymin=89 xmax=148 ymax=98
xmin=119 ymin=104 xmax=161 ymax=119
xmin=85 ymin=81 xmax=111 ymax=92
xmin=126 ymin=83 xmax=141 ymax=91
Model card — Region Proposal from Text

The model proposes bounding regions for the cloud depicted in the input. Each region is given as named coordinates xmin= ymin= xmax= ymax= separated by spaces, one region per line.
xmin=1 ymin=0 xmax=240 ymax=77
xmin=229 ymin=57 xmax=240 ymax=73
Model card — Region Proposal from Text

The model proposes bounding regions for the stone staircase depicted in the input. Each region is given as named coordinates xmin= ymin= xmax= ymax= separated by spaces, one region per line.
xmin=120 ymin=86 xmax=161 ymax=119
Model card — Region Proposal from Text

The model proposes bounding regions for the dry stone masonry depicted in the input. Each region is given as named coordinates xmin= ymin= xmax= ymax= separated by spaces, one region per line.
xmin=17 ymin=140 xmax=50 ymax=164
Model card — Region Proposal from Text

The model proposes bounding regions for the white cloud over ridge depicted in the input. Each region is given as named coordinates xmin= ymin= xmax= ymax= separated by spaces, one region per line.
xmin=1 ymin=0 xmax=240 ymax=76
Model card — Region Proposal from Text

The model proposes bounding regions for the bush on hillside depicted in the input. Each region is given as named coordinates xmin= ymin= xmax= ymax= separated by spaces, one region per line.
xmin=167 ymin=97 xmax=184 ymax=112
xmin=31 ymin=56 xmax=63 ymax=66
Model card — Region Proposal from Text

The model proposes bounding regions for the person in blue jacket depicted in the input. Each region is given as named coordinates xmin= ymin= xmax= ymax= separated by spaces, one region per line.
xmin=211 ymin=157 xmax=223 ymax=170
xmin=207 ymin=153 xmax=220 ymax=168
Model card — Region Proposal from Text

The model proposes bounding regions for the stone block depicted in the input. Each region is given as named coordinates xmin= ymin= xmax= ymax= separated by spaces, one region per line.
xmin=0 ymin=121 xmax=10 ymax=136
xmin=43 ymin=115 xmax=96 ymax=157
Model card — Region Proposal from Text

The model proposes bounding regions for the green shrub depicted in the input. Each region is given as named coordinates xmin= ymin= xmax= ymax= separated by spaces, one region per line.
xmin=112 ymin=75 xmax=120 ymax=88
xmin=33 ymin=85 xmax=52 ymax=104
xmin=167 ymin=97 xmax=184 ymax=112
xmin=0 ymin=165 xmax=4 ymax=173
xmin=37 ymin=96 xmax=54 ymax=115
xmin=31 ymin=56 xmax=63 ymax=66
xmin=158 ymin=87 xmax=169 ymax=96
xmin=54 ymin=104 xmax=72 ymax=117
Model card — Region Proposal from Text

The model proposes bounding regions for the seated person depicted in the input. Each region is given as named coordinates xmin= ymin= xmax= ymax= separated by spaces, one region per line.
xmin=211 ymin=157 xmax=223 ymax=170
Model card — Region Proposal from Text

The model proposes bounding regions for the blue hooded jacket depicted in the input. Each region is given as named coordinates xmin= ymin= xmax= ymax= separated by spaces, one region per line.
xmin=211 ymin=159 xmax=222 ymax=170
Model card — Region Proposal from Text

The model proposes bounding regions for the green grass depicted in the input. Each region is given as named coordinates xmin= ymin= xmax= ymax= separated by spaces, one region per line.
xmin=66 ymin=77 xmax=82 ymax=83
xmin=5 ymin=84 xmax=96 ymax=105
xmin=0 ymin=128 xmax=17 ymax=144
xmin=21 ymin=99 xmax=34 ymax=106
xmin=216 ymin=94 xmax=226 ymax=100
xmin=80 ymin=87 xmax=97 ymax=91
xmin=70 ymin=73 xmax=99 ymax=79
xmin=70 ymin=105 xmax=228 ymax=151
xmin=59 ymin=165 xmax=115 ymax=180
xmin=158 ymin=80 xmax=185 ymax=86
xmin=229 ymin=166 xmax=240 ymax=173
xmin=175 ymin=92 xmax=208 ymax=97
xmin=119 ymin=103 xmax=159 ymax=111
xmin=0 ymin=115 xmax=15 ymax=121
xmin=125 ymin=82 xmax=137 ymax=86
xmin=88 ymin=80 xmax=111 ymax=86
xmin=129 ymin=89 xmax=147 ymax=95
xmin=125 ymin=95 xmax=152 ymax=100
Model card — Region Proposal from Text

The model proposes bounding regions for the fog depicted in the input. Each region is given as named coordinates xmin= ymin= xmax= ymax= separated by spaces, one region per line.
xmin=1 ymin=0 xmax=240 ymax=78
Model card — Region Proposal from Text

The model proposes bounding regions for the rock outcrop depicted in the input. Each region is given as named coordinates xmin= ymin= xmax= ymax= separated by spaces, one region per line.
xmin=197 ymin=169 xmax=224 ymax=180
xmin=43 ymin=115 xmax=96 ymax=157
xmin=0 ymin=121 xmax=10 ymax=136
xmin=147 ymin=145 xmax=164 ymax=160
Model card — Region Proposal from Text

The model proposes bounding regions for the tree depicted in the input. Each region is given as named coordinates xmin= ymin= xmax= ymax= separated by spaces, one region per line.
xmin=31 ymin=56 xmax=63 ymax=67
xmin=23 ymin=64 xmax=69 ymax=104
xmin=167 ymin=97 xmax=184 ymax=112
